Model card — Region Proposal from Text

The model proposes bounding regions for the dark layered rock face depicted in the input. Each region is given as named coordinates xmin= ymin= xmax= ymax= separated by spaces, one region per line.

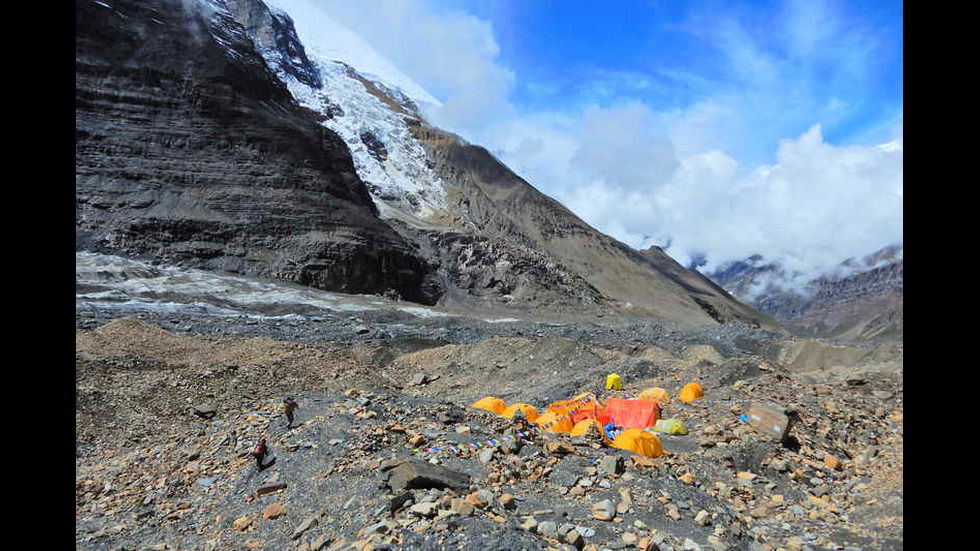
xmin=75 ymin=0 xmax=441 ymax=304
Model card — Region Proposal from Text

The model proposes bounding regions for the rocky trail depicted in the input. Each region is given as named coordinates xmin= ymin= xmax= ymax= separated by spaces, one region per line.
xmin=76 ymin=312 xmax=902 ymax=551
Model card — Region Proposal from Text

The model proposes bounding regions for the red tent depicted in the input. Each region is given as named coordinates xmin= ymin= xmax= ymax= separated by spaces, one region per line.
xmin=603 ymin=398 xmax=661 ymax=428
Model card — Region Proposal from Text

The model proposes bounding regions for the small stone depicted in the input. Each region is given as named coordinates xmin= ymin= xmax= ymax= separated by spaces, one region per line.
xmin=592 ymin=499 xmax=616 ymax=520
xmin=364 ymin=521 xmax=394 ymax=537
xmin=695 ymin=510 xmax=710 ymax=525
xmin=290 ymin=513 xmax=319 ymax=540
xmin=479 ymin=448 xmax=495 ymax=464
xmin=450 ymin=498 xmax=475 ymax=516
xmin=622 ymin=532 xmax=639 ymax=545
xmin=565 ymin=528 xmax=585 ymax=548
xmin=598 ymin=455 xmax=625 ymax=477
xmin=233 ymin=515 xmax=253 ymax=532
xmin=707 ymin=535 xmax=727 ymax=551
xmin=466 ymin=490 xmax=494 ymax=509
xmin=192 ymin=404 xmax=217 ymax=419
xmin=409 ymin=502 xmax=439 ymax=518
xmin=679 ymin=472 xmax=695 ymax=485
xmin=521 ymin=517 xmax=538 ymax=531
xmin=499 ymin=493 xmax=517 ymax=510
xmin=823 ymin=454 xmax=842 ymax=471
xmin=262 ymin=503 xmax=284 ymax=520
xmin=255 ymin=482 xmax=287 ymax=496
xmin=537 ymin=520 xmax=558 ymax=538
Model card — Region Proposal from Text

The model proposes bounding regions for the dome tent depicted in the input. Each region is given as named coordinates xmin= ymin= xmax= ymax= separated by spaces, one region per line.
xmin=471 ymin=396 xmax=507 ymax=415
xmin=535 ymin=410 xmax=574 ymax=433
xmin=678 ymin=383 xmax=704 ymax=403
xmin=611 ymin=428 xmax=665 ymax=458
xmin=501 ymin=403 xmax=539 ymax=423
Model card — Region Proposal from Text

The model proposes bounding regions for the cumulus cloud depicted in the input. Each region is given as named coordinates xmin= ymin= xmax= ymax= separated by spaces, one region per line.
xmin=302 ymin=0 xmax=901 ymax=283
xmin=558 ymin=124 xmax=903 ymax=279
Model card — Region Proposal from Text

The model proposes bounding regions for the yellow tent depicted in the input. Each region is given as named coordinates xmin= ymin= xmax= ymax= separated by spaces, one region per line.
xmin=606 ymin=373 xmax=622 ymax=390
xmin=535 ymin=410 xmax=574 ymax=433
xmin=501 ymin=403 xmax=539 ymax=423
xmin=471 ymin=396 xmax=507 ymax=415
xmin=678 ymin=383 xmax=704 ymax=403
xmin=611 ymin=428 xmax=665 ymax=458
xmin=637 ymin=387 xmax=670 ymax=402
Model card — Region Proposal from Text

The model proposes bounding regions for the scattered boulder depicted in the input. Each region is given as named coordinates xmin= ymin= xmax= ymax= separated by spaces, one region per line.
xmin=591 ymin=499 xmax=616 ymax=521
xmin=598 ymin=455 xmax=625 ymax=477
xmin=408 ymin=501 xmax=439 ymax=518
xmin=385 ymin=460 xmax=470 ymax=492
xmin=262 ymin=503 xmax=285 ymax=520
xmin=191 ymin=404 xmax=217 ymax=419
xmin=290 ymin=512 xmax=320 ymax=540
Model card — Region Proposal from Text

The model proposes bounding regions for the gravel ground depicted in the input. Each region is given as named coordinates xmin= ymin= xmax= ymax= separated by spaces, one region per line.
xmin=76 ymin=311 xmax=902 ymax=551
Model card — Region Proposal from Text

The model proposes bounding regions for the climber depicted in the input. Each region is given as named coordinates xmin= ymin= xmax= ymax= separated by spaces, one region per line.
xmin=251 ymin=438 xmax=268 ymax=470
xmin=283 ymin=397 xmax=299 ymax=428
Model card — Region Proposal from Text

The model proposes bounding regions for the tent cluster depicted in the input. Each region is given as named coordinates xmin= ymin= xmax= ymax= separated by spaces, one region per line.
xmin=471 ymin=380 xmax=704 ymax=459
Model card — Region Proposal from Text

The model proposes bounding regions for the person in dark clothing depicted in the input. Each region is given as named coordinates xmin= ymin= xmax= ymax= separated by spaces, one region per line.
xmin=251 ymin=438 xmax=267 ymax=470
xmin=283 ymin=397 xmax=299 ymax=428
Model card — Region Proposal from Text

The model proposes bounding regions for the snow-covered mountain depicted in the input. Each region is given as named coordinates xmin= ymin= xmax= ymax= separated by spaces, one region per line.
xmin=223 ymin=0 xmax=449 ymax=219
xmin=76 ymin=0 xmax=776 ymax=328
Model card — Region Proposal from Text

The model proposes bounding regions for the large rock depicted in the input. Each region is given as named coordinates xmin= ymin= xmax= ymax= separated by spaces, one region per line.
xmin=384 ymin=460 xmax=470 ymax=492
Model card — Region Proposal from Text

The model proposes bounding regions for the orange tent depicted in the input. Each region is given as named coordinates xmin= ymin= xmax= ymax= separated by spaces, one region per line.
xmin=501 ymin=403 xmax=539 ymax=423
xmin=604 ymin=398 xmax=661 ymax=428
xmin=535 ymin=410 xmax=574 ymax=433
xmin=611 ymin=428 xmax=665 ymax=458
xmin=547 ymin=399 xmax=582 ymax=417
xmin=678 ymin=383 xmax=704 ymax=403
xmin=471 ymin=396 xmax=507 ymax=415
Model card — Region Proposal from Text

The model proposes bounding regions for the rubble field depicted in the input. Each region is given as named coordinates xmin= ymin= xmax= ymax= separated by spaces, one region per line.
xmin=76 ymin=315 xmax=903 ymax=551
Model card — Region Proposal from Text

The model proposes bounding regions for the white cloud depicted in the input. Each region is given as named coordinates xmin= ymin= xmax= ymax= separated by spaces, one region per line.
xmin=297 ymin=0 xmax=901 ymax=283
xmin=555 ymin=124 xmax=903 ymax=278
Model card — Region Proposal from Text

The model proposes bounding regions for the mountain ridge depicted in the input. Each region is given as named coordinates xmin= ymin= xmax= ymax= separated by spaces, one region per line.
xmin=76 ymin=0 xmax=776 ymax=329
xmin=706 ymin=245 xmax=903 ymax=342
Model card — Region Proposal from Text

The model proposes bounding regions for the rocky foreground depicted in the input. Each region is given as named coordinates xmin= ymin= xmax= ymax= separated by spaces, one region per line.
xmin=75 ymin=314 xmax=903 ymax=551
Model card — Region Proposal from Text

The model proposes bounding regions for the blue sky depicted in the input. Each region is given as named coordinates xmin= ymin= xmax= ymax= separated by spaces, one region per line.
xmin=312 ymin=0 xmax=903 ymax=279
xmin=433 ymin=0 xmax=903 ymax=167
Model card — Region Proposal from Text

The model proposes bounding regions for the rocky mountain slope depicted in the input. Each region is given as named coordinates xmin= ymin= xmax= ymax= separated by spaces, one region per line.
xmin=75 ymin=0 xmax=774 ymax=328
xmin=706 ymin=247 xmax=903 ymax=342
xmin=76 ymin=0 xmax=442 ymax=304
